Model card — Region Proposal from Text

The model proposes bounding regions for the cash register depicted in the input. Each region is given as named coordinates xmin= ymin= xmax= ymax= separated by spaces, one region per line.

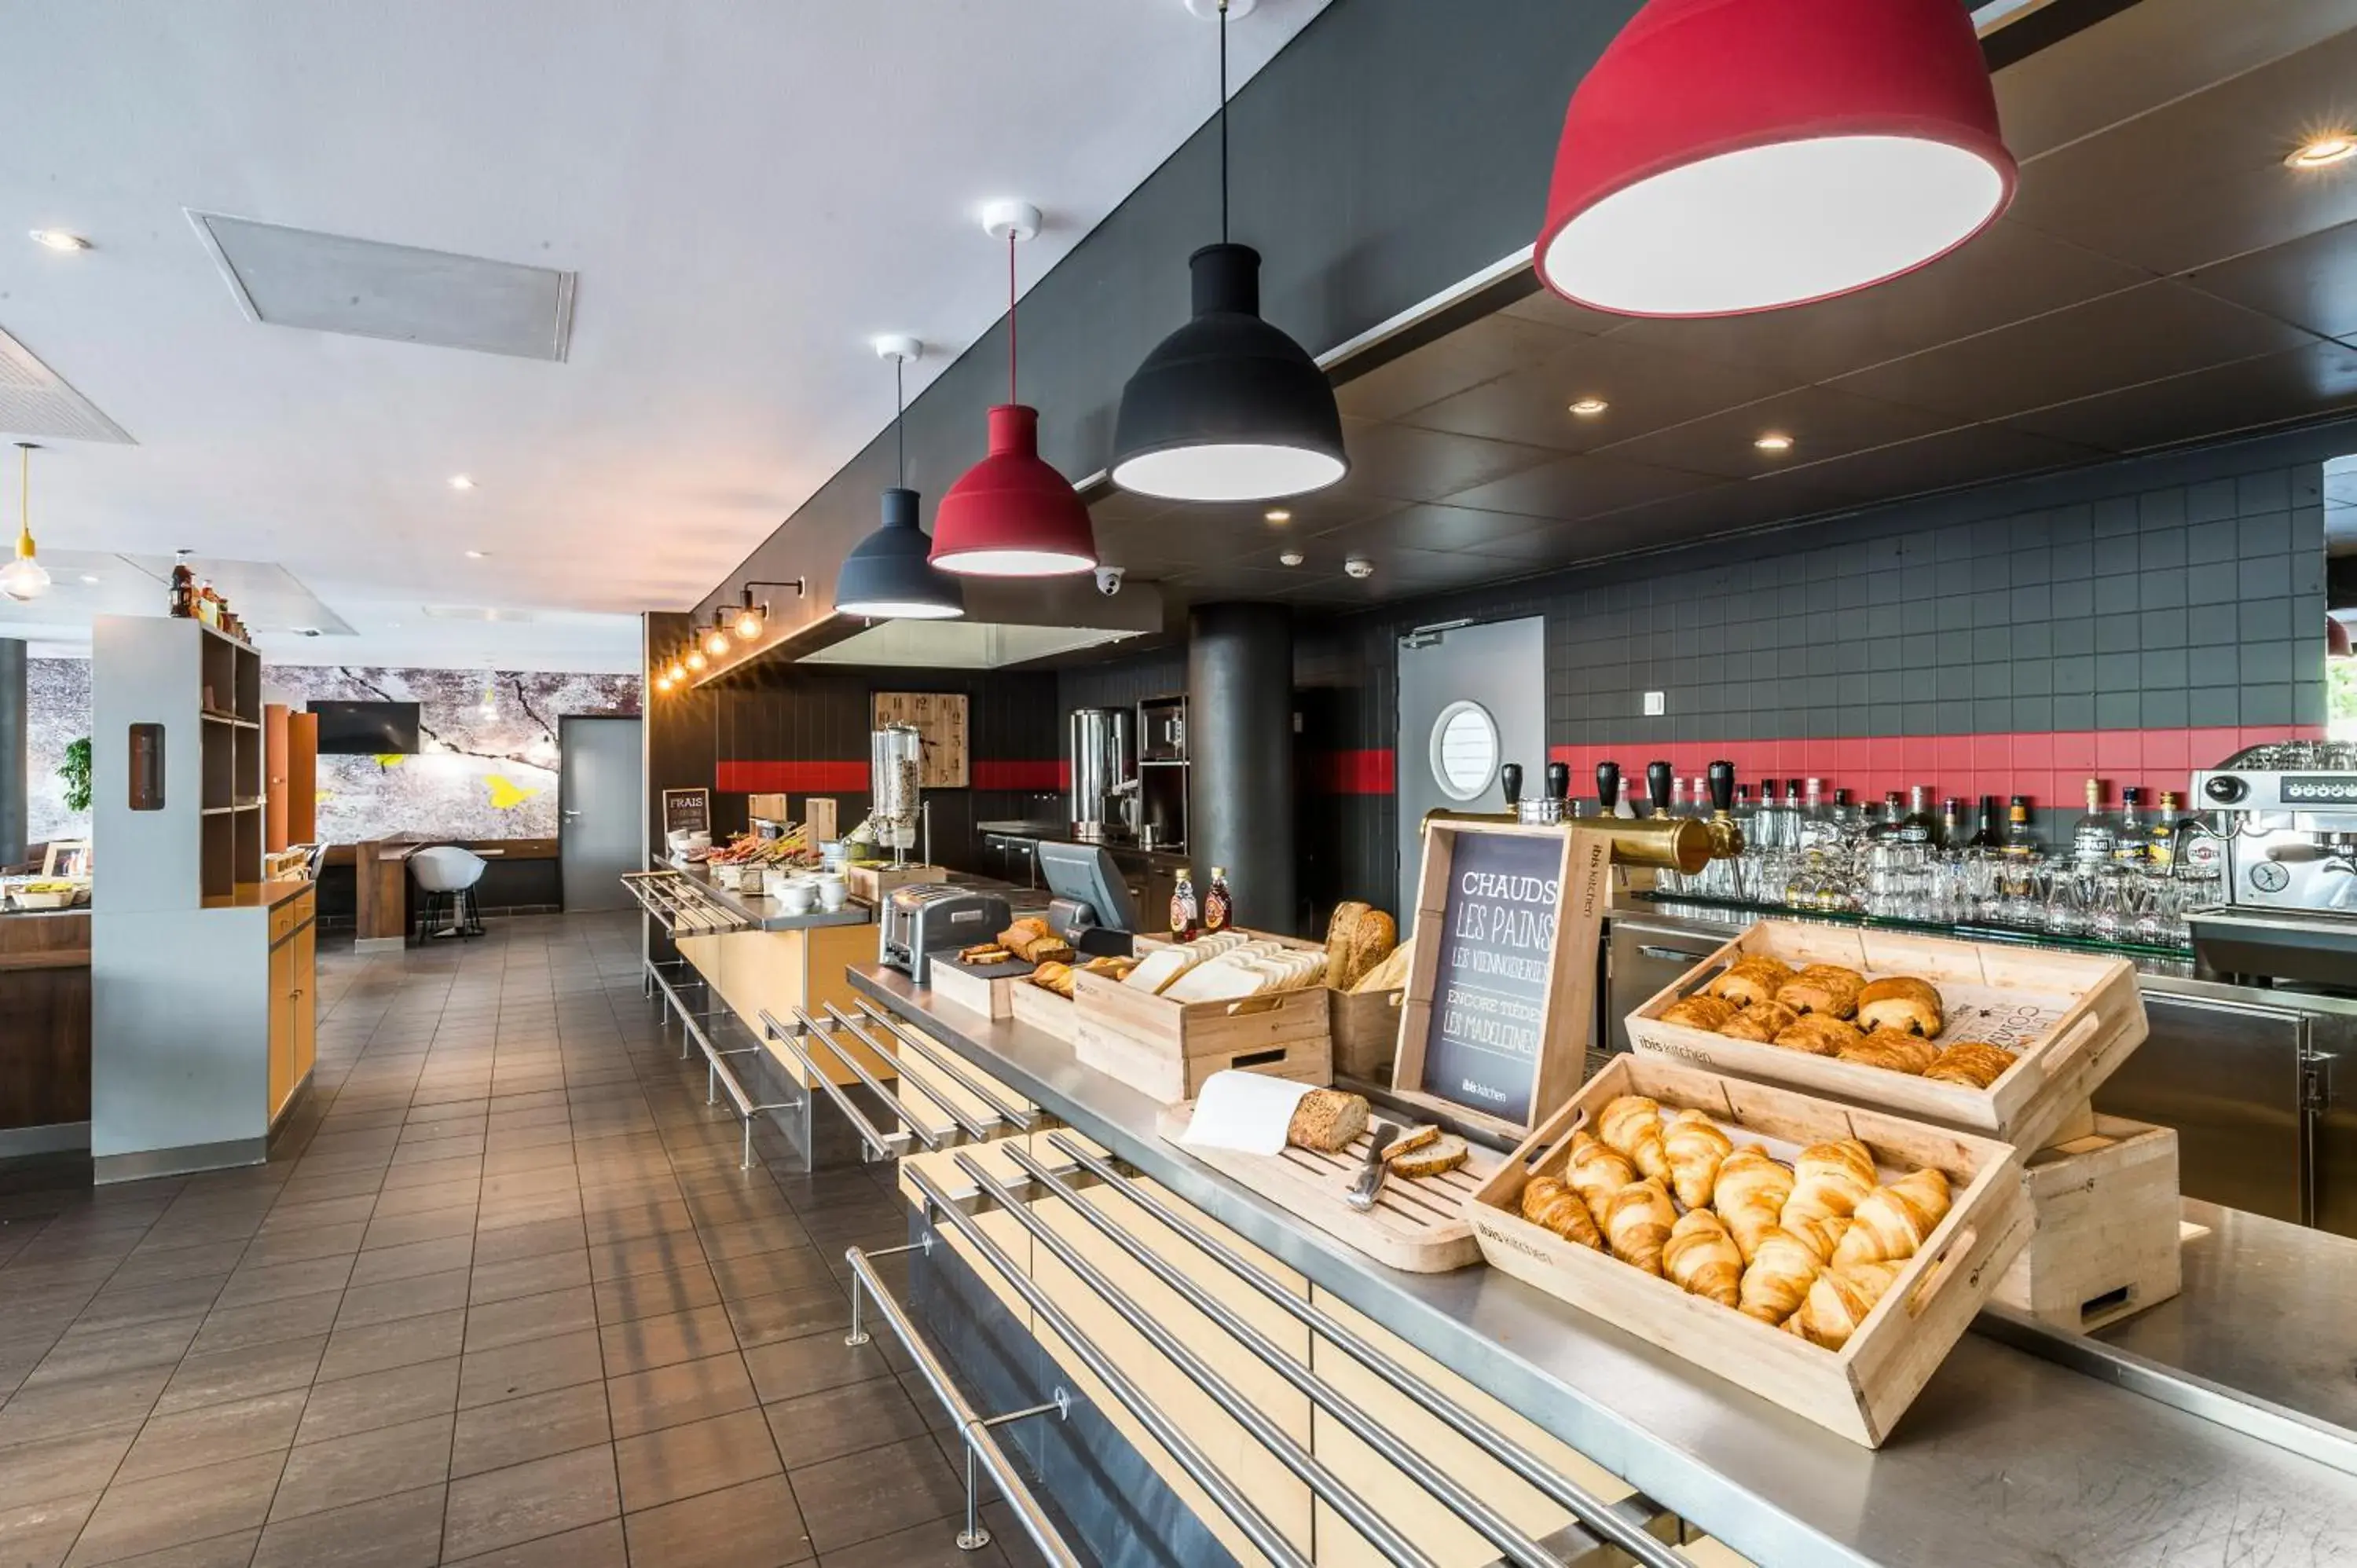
xmin=1037 ymin=841 xmax=1143 ymax=958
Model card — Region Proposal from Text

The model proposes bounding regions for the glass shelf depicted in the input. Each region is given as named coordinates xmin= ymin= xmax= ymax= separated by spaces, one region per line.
xmin=1629 ymin=891 xmax=2194 ymax=962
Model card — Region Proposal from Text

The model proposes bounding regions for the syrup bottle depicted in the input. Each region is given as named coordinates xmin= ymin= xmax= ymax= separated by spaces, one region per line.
xmin=1170 ymin=867 xmax=1200 ymax=942
xmin=1203 ymin=868 xmax=1232 ymax=935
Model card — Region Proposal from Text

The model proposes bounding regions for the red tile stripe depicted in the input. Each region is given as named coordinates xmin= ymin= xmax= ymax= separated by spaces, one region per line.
xmin=973 ymin=759 xmax=1066 ymax=791
xmin=715 ymin=760 xmax=870 ymax=793
xmin=1310 ymin=749 xmax=1398 ymax=795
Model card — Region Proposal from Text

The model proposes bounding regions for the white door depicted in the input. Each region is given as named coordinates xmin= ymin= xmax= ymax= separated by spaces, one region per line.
xmin=560 ymin=716 xmax=643 ymax=912
xmin=1396 ymin=617 xmax=1546 ymax=932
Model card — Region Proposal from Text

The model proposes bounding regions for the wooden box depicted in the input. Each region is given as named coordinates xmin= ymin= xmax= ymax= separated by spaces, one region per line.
xmin=845 ymin=862 xmax=943 ymax=906
xmin=1329 ymin=987 xmax=1406 ymax=1081
xmin=927 ymin=958 xmax=1024 ymax=1020
xmin=746 ymin=793 xmax=790 ymax=822
xmin=1006 ymin=975 xmax=1080 ymax=1043
xmin=1072 ymin=970 xmax=1332 ymax=1104
xmin=1465 ymin=1055 xmax=2032 ymax=1448
xmin=1623 ymin=921 xmax=2146 ymax=1156
xmin=1992 ymin=1116 xmax=2181 ymax=1333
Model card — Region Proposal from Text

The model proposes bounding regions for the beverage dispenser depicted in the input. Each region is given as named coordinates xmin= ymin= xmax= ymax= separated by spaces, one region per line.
xmin=871 ymin=723 xmax=922 ymax=866
xmin=1068 ymin=708 xmax=1138 ymax=843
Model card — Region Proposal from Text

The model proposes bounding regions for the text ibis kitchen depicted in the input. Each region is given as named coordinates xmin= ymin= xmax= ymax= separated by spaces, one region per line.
xmin=13 ymin=2 xmax=2357 ymax=1566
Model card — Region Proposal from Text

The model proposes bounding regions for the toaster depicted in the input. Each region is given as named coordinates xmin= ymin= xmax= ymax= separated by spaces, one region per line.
xmin=878 ymin=883 xmax=1012 ymax=984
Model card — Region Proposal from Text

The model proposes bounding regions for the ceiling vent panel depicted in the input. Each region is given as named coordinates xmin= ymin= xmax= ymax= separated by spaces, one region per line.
xmin=0 ymin=327 xmax=134 ymax=443
xmin=189 ymin=212 xmax=575 ymax=361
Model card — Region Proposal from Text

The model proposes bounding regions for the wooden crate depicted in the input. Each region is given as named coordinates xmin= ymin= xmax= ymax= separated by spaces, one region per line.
xmin=926 ymin=957 xmax=1024 ymax=1020
xmin=1329 ymin=986 xmax=1406 ymax=1081
xmin=1992 ymin=1116 xmax=2181 ymax=1333
xmin=1072 ymin=970 xmax=1332 ymax=1104
xmin=1465 ymin=1054 xmax=2031 ymax=1449
xmin=1156 ymin=1102 xmax=1495 ymax=1272
xmin=1006 ymin=976 xmax=1080 ymax=1043
xmin=1622 ymin=920 xmax=2146 ymax=1155
xmin=844 ymin=862 xmax=943 ymax=906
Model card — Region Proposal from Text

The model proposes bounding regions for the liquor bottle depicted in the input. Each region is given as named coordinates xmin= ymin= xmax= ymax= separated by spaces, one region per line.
xmin=2148 ymin=791 xmax=2183 ymax=871
xmin=1940 ymin=797 xmax=1965 ymax=850
xmin=1899 ymin=786 xmax=1938 ymax=847
xmin=2002 ymin=796 xmax=2040 ymax=859
xmin=2072 ymin=778 xmax=2117 ymax=865
xmin=1203 ymin=868 xmax=1232 ymax=935
xmin=2110 ymin=787 xmax=2148 ymax=866
xmin=1169 ymin=867 xmax=1199 ymax=942
xmin=169 ymin=556 xmax=195 ymax=618
xmin=1798 ymin=778 xmax=1827 ymax=847
xmin=1866 ymin=791 xmax=1908 ymax=844
xmin=1968 ymin=795 xmax=2005 ymax=851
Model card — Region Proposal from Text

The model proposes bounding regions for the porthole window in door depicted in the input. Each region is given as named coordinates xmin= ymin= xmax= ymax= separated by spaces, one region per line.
xmin=1429 ymin=699 xmax=1500 ymax=803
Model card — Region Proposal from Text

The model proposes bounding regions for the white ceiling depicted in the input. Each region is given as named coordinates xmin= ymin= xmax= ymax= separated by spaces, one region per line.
xmin=0 ymin=0 xmax=1330 ymax=669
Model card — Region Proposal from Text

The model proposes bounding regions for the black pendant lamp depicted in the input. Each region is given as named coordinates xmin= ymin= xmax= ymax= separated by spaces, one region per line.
xmin=1110 ymin=0 xmax=1346 ymax=503
xmin=834 ymin=339 xmax=966 ymax=621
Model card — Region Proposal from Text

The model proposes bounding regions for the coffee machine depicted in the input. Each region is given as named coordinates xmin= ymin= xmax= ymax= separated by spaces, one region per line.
xmin=2187 ymin=740 xmax=2357 ymax=986
xmin=1068 ymin=709 xmax=1138 ymax=843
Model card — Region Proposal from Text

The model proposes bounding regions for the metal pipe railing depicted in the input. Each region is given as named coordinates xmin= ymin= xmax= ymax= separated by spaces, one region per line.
xmin=823 ymin=1003 xmax=996 ymax=1144
xmin=1044 ymin=1133 xmax=1686 ymax=1568
xmin=843 ymin=1242 xmax=1086 ymax=1567
xmin=790 ymin=1007 xmax=946 ymax=1153
xmin=996 ymin=1144 xmax=1561 ymax=1568
xmin=946 ymin=1155 xmax=1439 ymax=1568
xmin=903 ymin=1163 xmax=1316 ymax=1568
xmin=760 ymin=1009 xmax=914 ymax=1161
xmin=853 ymin=1000 xmax=1040 ymax=1131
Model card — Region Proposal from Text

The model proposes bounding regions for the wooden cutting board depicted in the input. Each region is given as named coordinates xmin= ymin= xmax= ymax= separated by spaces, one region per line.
xmin=1154 ymin=1102 xmax=1496 ymax=1273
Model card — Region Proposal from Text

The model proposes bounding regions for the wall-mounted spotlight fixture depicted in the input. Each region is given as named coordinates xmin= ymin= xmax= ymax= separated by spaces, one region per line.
xmin=731 ymin=578 xmax=806 ymax=641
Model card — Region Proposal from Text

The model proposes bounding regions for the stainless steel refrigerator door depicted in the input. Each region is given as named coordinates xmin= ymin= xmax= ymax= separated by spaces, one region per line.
xmin=2095 ymin=990 xmax=2308 ymax=1224
xmin=2309 ymin=1009 xmax=2357 ymax=1240
xmin=1606 ymin=919 xmax=1725 ymax=1060
xmin=559 ymin=715 xmax=645 ymax=913
xmin=1395 ymin=616 xmax=1545 ymax=933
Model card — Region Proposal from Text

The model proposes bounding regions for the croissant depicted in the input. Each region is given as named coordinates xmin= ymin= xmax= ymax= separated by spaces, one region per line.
xmin=1737 ymin=1225 xmax=1824 ymax=1324
xmin=1662 ymin=1109 xmax=1734 ymax=1211
xmin=1567 ymin=1131 xmax=1638 ymax=1216
xmin=1597 ymin=1097 xmax=1671 ymax=1184
xmin=1780 ymin=1139 xmax=1877 ymax=1230
xmin=1781 ymin=1212 xmax=1853 ymax=1265
xmin=1836 ymin=1029 xmax=1938 ymax=1075
xmin=1830 ymin=1167 xmax=1952 ymax=1269
xmin=1924 ymin=1040 xmax=2018 ymax=1090
xmin=1707 ymin=957 xmax=1794 ymax=1009
xmin=1775 ymin=966 xmax=1863 ymax=1019
xmin=1772 ymin=1013 xmax=1863 ymax=1057
xmin=1854 ymin=976 xmax=1943 ymax=1037
xmin=1662 ymin=1209 xmax=1742 ymax=1307
xmin=1519 ymin=1175 xmax=1604 ymax=1251
xmin=1660 ymin=995 xmax=1738 ymax=1031
xmin=1716 ymin=999 xmax=1798 ymax=1043
xmin=1710 ymin=1146 xmax=1794 ymax=1262
xmin=1602 ymin=1178 xmax=1677 ymax=1277
xmin=1791 ymin=1261 xmax=1905 ymax=1350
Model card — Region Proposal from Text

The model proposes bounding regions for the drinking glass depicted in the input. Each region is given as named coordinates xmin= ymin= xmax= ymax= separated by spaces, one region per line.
xmin=2042 ymin=863 xmax=2091 ymax=937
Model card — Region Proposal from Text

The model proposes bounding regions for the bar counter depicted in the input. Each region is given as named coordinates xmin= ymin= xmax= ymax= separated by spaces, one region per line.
xmin=848 ymin=961 xmax=2357 ymax=1568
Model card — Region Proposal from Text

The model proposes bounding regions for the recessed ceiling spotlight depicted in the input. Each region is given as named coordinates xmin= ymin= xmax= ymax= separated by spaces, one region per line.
xmin=1265 ymin=508 xmax=1292 ymax=524
xmin=1568 ymin=397 xmax=1610 ymax=416
xmin=1754 ymin=433 xmax=1796 ymax=453
xmin=449 ymin=474 xmax=476 ymax=490
xmin=29 ymin=230 xmax=90 ymax=252
xmin=79 ymin=573 xmax=100 ymax=584
xmin=2287 ymin=134 xmax=2357 ymax=170
xmin=464 ymin=549 xmax=488 ymax=559
xmin=1344 ymin=556 xmax=1375 ymax=580
xmin=1279 ymin=550 xmax=1304 ymax=566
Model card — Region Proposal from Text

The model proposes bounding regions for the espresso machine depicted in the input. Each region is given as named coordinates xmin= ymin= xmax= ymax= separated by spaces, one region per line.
xmin=1068 ymin=708 xmax=1138 ymax=843
xmin=2187 ymin=740 xmax=2357 ymax=987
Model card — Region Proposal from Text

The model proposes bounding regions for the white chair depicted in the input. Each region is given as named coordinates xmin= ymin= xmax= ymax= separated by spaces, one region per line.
xmin=410 ymin=845 xmax=488 ymax=941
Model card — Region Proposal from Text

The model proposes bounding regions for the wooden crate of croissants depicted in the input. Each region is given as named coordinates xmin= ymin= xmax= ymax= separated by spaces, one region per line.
xmin=1624 ymin=921 xmax=2147 ymax=1156
xmin=1466 ymin=1054 xmax=2031 ymax=1448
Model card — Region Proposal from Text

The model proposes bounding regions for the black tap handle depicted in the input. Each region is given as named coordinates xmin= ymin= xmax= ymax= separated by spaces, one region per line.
xmin=1647 ymin=761 xmax=1673 ymax=815
xmin=1499 ymin=763 xmax=1523 ymax=808
xmin=1595 ymin=762 xmax=1621 ymax=815
xmin=1706 ymin=760 xmax=1736 ymax=813
xmin=1545 ymin=761 xmax=1571 ymax=804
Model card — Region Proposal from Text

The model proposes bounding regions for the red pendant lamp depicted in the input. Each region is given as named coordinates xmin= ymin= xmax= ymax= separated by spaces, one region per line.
xmin=1536 ymin=0 xmax=2016 ymax=319
xmin=930 ymin=203 xmax=1098 ymax=577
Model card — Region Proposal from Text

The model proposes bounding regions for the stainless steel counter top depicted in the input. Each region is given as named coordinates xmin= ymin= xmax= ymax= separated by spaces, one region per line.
xmin=849 ymin=962 xmax=2357 ymax=1568
xmin=668 ymin=861 xmax=871 ymax=933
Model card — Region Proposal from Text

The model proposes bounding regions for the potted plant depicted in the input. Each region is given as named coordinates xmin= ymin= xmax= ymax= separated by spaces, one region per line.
xmin=60 ymin=736 xmax=91 ymax=815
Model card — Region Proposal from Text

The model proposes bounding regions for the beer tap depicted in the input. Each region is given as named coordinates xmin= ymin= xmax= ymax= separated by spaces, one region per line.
xmin=1647 ymin=762 xmax=1674 ymax=819
xmin=1500 ymin=763 xmax=1523 ymax=821
xmin=1706 ymin=760 xmax=1743 ymax=859
xmin=1545 ymin=760 xmax=1571 ymax=822
xmin=1595 ymin=762 xmax=1621 ymax=826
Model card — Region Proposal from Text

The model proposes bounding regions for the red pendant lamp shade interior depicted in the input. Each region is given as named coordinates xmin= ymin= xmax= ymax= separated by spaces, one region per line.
xmin=1537 ymin=0 xmax=2016 ymax=318
xmin=930 ymin=209 xmax=1098 ymax=577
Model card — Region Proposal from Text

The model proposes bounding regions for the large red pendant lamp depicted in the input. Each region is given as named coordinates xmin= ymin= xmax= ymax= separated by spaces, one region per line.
xmin=1536 ymin=0 xmax=2016 ymax=318
xmin=929 ymin=203 xmax=1098 ymax=577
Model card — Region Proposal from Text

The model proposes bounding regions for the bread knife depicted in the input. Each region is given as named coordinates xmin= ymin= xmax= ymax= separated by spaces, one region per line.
xmin=1347 ymin=1122 xmax=1401 ymax=1211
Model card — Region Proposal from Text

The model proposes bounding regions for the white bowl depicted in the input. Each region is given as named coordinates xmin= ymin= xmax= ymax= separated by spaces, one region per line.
xmin=777 ymin=878 xmax=818 ymax=914
xmin=816 ymin=881 xmax=849 ymax=911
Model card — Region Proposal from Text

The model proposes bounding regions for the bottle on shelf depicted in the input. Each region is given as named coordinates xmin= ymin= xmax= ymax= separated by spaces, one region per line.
xmin=2002 ymin=796 xmax=2040 ymax=859
xmin=1968 ymin=795 xmax=2005 ymax=851
xmin=2110 ymin=787 xmax=2148 ymax=866
xmin=2072 ymin=777 xmax=2117 ymax=865
xmin=1203 ymin=868 xmax=1232 ymax=935
xmin=2148 ymin=791 xmax=2183 ymax=872
xmin=1900 ymin=786 xmax=1939 ymax=848
xmin=1939 ymin=797 xmax=1965 ymax=850
xmin=1169 ymin=866 xmax=1200 ymax=942
xmin=170 ymin=555 xmax=195 ymax=618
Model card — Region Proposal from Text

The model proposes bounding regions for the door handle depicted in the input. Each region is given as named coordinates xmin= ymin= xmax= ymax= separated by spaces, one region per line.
xmin=1636 ymin=945 xmax=1706 ymax=962
xmin=561 ymin=809 xmax=582 ymax=819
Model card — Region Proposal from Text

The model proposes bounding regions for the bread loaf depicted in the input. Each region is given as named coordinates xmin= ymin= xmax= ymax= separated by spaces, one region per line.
xmin=1345 ymin=908 xmax=1397 ymax=991
xmin=1285 ymin=1090 xmax=1369 ymax=1154
xmin=1350 ymin=939 xmax=1413 ymax=995
xmin=1325 ymin=901 xmax=1373 ymax=988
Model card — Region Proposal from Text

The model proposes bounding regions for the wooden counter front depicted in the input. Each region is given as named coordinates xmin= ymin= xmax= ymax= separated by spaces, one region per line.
xmin=1 ymin=910 xmax=92 ymax=1136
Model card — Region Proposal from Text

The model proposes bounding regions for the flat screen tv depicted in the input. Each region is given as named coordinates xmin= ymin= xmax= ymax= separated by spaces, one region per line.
xmin=313 ymin=701 xmax=421 ymax=755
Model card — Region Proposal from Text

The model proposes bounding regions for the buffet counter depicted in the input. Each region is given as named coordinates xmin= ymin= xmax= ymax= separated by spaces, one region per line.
xmin=669 ymin=859 xmax=874 ymax=932
xmin=0 ymin=907 xmax=91 ymax=1154
xmin=848 ymin=960 xmax=2357 ymax=1568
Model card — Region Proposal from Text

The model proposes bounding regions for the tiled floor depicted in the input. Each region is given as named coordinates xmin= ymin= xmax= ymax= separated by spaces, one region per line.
xmin=0 ymin=912 xmax=1045 ymax=1567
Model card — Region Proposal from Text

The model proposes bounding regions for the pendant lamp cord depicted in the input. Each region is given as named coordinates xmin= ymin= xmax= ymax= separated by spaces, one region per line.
xmin=1219 ymin=0 xmax=1230 ymax=244
xmin=1007 ymin=228 xmax=1018 ymax=406
xmin=16 ymin=446 xmax=28 ymax=552
xmin=894 ymin=354 xmax=905 ymax=488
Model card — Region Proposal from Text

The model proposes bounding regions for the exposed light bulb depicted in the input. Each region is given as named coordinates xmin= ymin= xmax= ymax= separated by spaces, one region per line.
xmin=667 ymin=658 xmax=687 ymax=683
xmin=732 ymin=607 xmax=763 ymax=640
xmin=655 ymin=673 xmax=673 ymax=693
xmin=685 ymin=648 xmax=707 ymax=672
xmin=703 ymin=627 xmax=730 ymax=657
xmin=0 ymin=554 xmax=49 ymax=603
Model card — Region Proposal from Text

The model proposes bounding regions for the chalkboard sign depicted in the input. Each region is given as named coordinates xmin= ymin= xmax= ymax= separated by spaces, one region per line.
xmin=662 ymin=788 xmax=711 ymax=837
xmin=1392 ymin=821 xmax=1609 ymax=1138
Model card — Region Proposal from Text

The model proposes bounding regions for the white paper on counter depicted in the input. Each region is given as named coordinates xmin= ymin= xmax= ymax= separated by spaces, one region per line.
xmin=1180 ymin=1071 xmax=1319 ymax=1157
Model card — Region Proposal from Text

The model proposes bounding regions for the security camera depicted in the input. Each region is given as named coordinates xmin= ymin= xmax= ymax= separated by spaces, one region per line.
xmin=1343 ymin=556 xmax=1375 ymax=580
xmin=1094 ymin=566 xmax=1126 ymax=597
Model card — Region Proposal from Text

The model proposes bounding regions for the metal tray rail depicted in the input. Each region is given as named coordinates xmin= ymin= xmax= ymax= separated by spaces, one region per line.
xmin=1037 ymin=1134 xmax=1687 ymax=1568
xmin=640 ymin=960 xmax=801 ymax=1169
xmin=853 ymin=999 xmax=1043 ymax=1133
xmin=621 ymin=870 xmax=750 ymax=936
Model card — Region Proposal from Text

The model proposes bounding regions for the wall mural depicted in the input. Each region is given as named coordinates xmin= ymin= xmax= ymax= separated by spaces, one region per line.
xmin=24 ymin=658 xmax=640 ymax=847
